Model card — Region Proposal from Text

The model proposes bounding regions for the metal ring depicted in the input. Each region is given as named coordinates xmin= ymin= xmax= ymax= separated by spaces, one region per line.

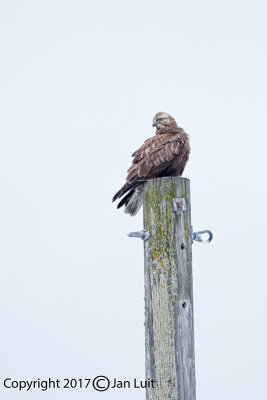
xmin=192 ymin=230 xmax=213 ymax=244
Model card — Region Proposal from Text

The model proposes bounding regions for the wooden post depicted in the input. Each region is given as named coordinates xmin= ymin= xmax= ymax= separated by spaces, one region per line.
xmin=144 ymin=177 xmax=196 ymax=400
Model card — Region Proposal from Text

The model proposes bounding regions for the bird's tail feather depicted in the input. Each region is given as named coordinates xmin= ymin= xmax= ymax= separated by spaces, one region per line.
xmin=112 ymin=180 xmax=146 ymax=203
xmin=113 ymin=181 xmax=145 ymax=216
xmin=124 ymin=189 xmax=144 ymax=216
xmin=117 ymin=189 xmax=134 ymax=209
xmin=113 ymin=182 xmax=138 ymax=202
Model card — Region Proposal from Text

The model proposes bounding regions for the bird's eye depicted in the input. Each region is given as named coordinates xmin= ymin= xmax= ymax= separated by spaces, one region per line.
xmin=156 ymin=118 xmax=164 ymax=123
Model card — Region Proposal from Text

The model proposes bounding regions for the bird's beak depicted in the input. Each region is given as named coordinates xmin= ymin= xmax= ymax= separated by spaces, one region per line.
xmin=152 ymin=121 xmax=156 ymax=127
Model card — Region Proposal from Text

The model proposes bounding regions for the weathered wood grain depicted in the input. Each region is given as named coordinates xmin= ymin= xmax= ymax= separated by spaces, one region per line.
xmin=144 ymin=177 xmax=196 ymax=400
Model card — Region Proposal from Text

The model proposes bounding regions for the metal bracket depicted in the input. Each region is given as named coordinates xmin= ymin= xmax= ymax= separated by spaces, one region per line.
xmin=192 ymin=230 xmax=213 ymax=244
xmin=173 ymin=197 xmax=186 ymax=212
xmin=128 ymin=229 xmax=149 ymax=241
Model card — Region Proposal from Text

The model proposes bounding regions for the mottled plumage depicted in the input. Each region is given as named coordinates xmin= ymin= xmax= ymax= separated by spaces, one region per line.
xmin=113 ymin=112 xmax=190 ymax=215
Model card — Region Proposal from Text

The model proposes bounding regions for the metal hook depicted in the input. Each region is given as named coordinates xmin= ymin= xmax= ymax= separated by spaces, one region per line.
xmin=128 ymin=229 xmax=149 ymax=241
xmin=192 ymin=230 xmax=213 ymax=244
xmin=127 ymin=228 xmax=213 ymax=244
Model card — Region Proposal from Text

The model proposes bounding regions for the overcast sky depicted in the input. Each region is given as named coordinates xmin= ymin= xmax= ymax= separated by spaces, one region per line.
xmin=0 ymin=1 xmax=267 ymax=399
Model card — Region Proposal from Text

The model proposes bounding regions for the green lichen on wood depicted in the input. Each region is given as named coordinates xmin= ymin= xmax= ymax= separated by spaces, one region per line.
xmin=144 ymin=177 xmax=191 ymax=270
xmin=144 ymin=179 xmax=177 ymax=270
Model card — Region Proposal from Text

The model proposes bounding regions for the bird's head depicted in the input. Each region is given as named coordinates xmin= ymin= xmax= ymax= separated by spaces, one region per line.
xmin=152 ymin=112 xmax=177 ymax=130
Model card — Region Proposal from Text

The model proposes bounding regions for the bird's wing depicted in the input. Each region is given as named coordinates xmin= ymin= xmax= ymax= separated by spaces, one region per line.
xmin=112 ymin=133 xmax=185 ymax=203
xmin=127 ymin=134 xmax=182 ymax=182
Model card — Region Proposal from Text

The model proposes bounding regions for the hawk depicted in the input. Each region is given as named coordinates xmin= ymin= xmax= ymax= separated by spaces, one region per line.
xmin=112 ymin=112 xmax=190 ymax=216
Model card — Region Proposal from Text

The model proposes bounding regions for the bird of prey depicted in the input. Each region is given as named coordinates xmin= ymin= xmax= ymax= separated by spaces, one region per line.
xmin=112 ymin=112 xmax=190 ymax=216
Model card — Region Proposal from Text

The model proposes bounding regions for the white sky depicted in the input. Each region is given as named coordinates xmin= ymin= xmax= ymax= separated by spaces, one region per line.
xmin=0 ymin=1 xmax=267 ymax=399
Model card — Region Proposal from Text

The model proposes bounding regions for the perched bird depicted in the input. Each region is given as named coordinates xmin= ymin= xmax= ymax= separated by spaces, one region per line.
xmin=112 ymin=112 xmax=190 ymax=216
